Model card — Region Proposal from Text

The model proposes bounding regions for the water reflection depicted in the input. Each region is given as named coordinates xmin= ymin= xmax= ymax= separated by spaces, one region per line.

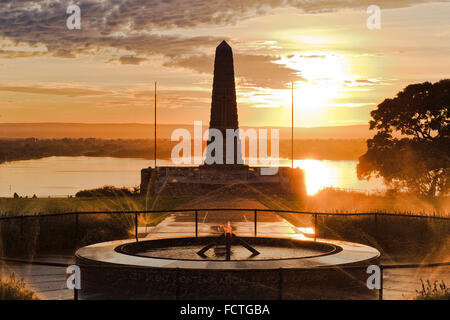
xmin=294 ymin=159 xmax=386 ymax=195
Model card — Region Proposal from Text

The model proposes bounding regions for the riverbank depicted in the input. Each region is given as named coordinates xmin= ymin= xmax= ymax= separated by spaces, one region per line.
xmin=0 ymin=138 xmax=367 ymax=164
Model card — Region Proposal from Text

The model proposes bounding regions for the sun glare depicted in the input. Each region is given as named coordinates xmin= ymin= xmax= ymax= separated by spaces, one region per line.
xmin=281 ymin=53 xmax=349 ymax=110
xmin=243 ymin=52 xmax=350 ymax=117
xmin=295 ymin=159 xmax=339 ymax=195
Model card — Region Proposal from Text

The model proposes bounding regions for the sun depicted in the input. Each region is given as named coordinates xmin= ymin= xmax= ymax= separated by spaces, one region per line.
xmin=279 ymin=52 xmax=349 ymax=111
xmin=242 ymin=52 xmax=350 ymax=116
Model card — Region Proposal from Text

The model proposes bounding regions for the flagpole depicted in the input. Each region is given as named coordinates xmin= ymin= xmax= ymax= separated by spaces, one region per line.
xmin=291 ymin=81 xmax=294 ymax=169
xmin=154 ymin=81 xmax=157 ymax=169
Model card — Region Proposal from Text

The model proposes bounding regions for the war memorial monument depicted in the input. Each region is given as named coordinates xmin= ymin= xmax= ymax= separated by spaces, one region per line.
xmin=140 ymin=41 xmax=305 ymax=196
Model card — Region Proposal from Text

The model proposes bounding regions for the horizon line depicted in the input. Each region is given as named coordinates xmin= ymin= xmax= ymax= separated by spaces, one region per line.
xmin=0 ymin=122 xmax=369 ymax=129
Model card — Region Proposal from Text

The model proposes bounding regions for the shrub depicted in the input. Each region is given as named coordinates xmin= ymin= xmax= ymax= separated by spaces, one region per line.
xmin=75 ymin=186 xmax=136 ymax=198
xmin=0 ymin=274 xmax=37 ymax=300
xmin=415 ymin=280 xmax=449 ymax=300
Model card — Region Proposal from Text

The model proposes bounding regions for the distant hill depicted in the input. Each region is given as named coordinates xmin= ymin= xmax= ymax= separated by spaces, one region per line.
xmin=0 ymin=123 xmax=372 ymax=140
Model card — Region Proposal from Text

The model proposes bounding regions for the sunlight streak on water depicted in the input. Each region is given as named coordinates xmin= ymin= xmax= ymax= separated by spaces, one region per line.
xmin=294 ymin=159 xmax=386 ymax=195
xmin=295 ymin=160 xmax=338 ymax=195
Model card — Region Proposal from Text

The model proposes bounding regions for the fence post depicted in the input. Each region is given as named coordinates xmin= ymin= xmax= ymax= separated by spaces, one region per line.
xmin=195 ymin=210 xmax=198 ymax=237
xmin=278 ymin=268 xmax=283 ymax=300
xmin=135 ymin=213 xmax=139 ymax=242
xmin=75 ymin=213 xmax=79 ymax=247
xmin=374 ymin=212 xmax=378 ymax=228
xmin=175 ymin=268 xmax=179 ymax=300
xmin=37 ymin=213 xmax=41 ymax=235
xmin=20 ymin=215 xmax=24 ymax=237
xmin=314 ymin=213 xmax=318 ymax=241
xmin=254 ymin=209 xmax=257 ymax=237
xmin=379 ymin=265 xmax=383 ymax=300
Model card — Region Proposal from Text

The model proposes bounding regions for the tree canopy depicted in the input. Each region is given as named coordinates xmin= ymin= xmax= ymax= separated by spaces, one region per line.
xmin=357 ymin=79 xmax=450 ymax=199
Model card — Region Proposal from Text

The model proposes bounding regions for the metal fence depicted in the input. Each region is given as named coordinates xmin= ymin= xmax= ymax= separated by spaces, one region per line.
xmin=1 ymin=208 xmax=448 ymax=242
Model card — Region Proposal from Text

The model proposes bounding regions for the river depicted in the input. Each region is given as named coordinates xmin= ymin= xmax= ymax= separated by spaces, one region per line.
xmin=0 ymin=156 xmax=386 ymax=197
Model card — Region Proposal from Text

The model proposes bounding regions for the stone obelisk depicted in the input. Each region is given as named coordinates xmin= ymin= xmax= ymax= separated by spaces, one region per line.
xmin=205 ymin=40 xmax=243 ymax=167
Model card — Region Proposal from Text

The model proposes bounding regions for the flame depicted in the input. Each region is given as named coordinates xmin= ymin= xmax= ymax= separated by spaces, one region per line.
xmin=218 ymin=221 xmax=232 ymax=235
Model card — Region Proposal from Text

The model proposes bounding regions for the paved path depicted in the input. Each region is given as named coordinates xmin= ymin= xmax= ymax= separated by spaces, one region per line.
xmin=145 ymin=197 xmax=301 ymax=239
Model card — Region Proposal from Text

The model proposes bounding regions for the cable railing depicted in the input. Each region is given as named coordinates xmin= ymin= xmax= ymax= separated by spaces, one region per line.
xmin=1 ymin=208 xmax=449 ymax=219
xmin=0 ymin=208 xmax=448 ymax=243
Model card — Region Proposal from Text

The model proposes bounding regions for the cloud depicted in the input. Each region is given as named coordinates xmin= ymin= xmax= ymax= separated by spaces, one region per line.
xmin=296 ymin=54 xmax=326 ymax=59
xmin=118 ymin=55 xmax=148 ymax=65
xmin=53 ymin=49 xmax=76 ymax=58
xmin=94 ymin=89 xmax=211 ymax=109
xmin=0 ymin=83 xmax=211 ymax=109
xmin=355 ymin=79 xmax=377 ymax=84
xmin=343 ymin=78 xmax=384 ymax=88
xmin=0 ymin=1 xmax=225 ymax=64
xmin=0 ymin=0 xmax=444 ymax=60
xmin=0 ymin=49 xmax=45 ymax=59
xmin=0 ymin=85 xmax=108 ymax=97
xmin=0 ymin=0 xmax=446 ymax=91
xmin=165 ymin=53 xmax=304 ymax=89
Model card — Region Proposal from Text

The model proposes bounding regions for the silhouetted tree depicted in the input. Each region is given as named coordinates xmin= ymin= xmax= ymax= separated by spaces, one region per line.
xmin=358 ymin=80 xmax=450 ymax=207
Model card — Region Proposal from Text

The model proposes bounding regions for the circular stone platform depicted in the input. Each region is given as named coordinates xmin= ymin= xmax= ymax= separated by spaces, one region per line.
xmin=76 ymin=236 xmax=380 ymax=299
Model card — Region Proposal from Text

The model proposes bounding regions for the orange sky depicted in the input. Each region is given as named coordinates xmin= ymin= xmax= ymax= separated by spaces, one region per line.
xmin=0 ymin=1 xmax=449 ymax=127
